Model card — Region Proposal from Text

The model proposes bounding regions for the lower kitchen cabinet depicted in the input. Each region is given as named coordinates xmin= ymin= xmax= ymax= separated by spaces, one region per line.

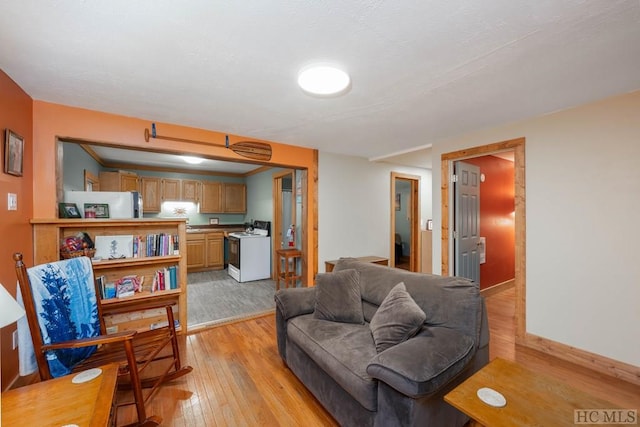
xmin=187 ymin=232 xmax=224 ymax=272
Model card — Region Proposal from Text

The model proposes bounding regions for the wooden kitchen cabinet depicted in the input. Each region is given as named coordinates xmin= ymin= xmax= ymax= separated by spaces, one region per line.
xmin=186 ymin=234 xmax=206 ymax=269
xmin=140 ymin=176 xmax=161 ymax=212
xmin=162 ymin=178 xmax=181 ymax=201
xmin=224 ymin=183 xmax=246 ymax=213
xmin=200 ymin=181 xmax=223 ymax=213
xmin=182 ymin=180 xmax=200 ymax=203
xmin=31 ymin=219 xmax=188 ymax=334
xmin=99 ymin=170 xmax=139 ymax=192
xmin=161 ymin=178 xmax=200 ymax=203
xmin=206 ymin=233 xmax=224 ymax=269
xmin=186 ymin=231 xmax=224 ymax=271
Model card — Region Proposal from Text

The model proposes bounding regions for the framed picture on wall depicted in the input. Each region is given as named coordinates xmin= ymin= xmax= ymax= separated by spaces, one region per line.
xmin=4 ymin=129 xmax=24 ymax=177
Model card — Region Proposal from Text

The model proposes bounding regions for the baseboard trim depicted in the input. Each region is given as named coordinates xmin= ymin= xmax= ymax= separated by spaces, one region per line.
xmin=519 ymin=332 xmax=640 ymax=386
xmin=480 ymin=279 xmax=515 ymax=297
xmin=187 ymin=309 xmax=274 ymax=335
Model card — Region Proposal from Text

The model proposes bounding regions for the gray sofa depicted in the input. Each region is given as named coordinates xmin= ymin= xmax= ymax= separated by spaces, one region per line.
xmin=275 ymin=258 xmax=489 ymax=427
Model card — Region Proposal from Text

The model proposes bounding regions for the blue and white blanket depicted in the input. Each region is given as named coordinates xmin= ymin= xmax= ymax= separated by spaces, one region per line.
xmin=18 ymin=256 xmax=101 ymax=378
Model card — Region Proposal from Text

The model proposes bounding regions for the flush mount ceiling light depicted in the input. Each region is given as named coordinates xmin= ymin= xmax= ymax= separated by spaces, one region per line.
xmin=297 ymin=64 xmax=351 ymax=96
xmin=181 ymin=155 xmax=204 ymax=165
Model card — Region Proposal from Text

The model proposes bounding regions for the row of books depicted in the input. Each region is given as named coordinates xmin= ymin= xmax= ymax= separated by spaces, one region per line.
xmin=151 ymin=265 xmax=180 ymax=292
xmin=96 ymin=266 xmax=179 ymax=299
xmin=132 ymin=233 xmax=180 ymax=258
xmin=96 ymin=274 xmax=143 ymax=299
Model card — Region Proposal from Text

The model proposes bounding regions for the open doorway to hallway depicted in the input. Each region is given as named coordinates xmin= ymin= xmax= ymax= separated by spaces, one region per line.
xmin=441 ymin=137 xmax=526 ymax=340
xmin=390 ymin=172 xmax=420 ymax=271
xmin=453 ymin=153 xmax=515 ymax=291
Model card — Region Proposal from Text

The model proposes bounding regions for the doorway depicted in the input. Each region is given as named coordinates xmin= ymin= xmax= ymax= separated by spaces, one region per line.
xmin=273 ymin=170 xmax=295 ymax=248
xmin=390 ymin=172 xmax=420 ymax=271
xmin=441 ymin=137 xmax=525 ymax=340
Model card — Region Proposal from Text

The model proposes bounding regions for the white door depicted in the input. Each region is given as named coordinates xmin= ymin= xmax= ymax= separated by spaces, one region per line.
xmin=454 ymin=161 xmax=480 ymax=283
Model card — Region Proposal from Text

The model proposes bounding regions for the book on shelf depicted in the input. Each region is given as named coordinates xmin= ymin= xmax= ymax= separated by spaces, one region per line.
xmin=128 ymin=233 xmax=180 ymax=258
xmin=97 ymin=275 xmax=117 ymax=300
xmin=113 ymin=274 xmax=144 ymax=298
xmin=150 ymin=265 xmax=179 ymax=292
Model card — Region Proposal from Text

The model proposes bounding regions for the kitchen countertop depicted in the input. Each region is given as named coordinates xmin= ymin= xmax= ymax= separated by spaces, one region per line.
xmin=186 ymin=224 xmax=246 ymax=234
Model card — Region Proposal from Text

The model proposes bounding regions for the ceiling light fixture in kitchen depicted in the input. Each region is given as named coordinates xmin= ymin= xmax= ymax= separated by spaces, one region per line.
xmin=182 ymin=155 xmax=204 ymax=165
xmin=297 ymin=64 xmax=350 ymax=96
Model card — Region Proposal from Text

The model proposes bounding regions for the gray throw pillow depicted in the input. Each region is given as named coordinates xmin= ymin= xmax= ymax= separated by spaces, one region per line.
xmin=313 ymin=269 xmax=364 ymax=324
xmin=370 ymin=282 xmax=426 ymax=353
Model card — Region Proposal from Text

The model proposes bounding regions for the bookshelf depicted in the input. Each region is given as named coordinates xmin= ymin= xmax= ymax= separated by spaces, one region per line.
xmin=31 ymin=218 xmax=188 ymax=334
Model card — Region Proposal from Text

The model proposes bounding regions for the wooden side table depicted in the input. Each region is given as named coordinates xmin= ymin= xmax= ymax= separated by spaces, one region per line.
xmin=444 ymin=358 xmax=620 ymax=427
xmin=325 ymin=256 xmax=389 ymax=272
xmin=1 ymin=363 xmax=119 ymax=427
xmin=276 ymin=248 xmax=302 ymax=290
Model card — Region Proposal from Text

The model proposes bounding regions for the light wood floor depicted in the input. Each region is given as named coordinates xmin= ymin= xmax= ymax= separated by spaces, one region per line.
xmin=117 ymin=287 xmax=640 ymax=426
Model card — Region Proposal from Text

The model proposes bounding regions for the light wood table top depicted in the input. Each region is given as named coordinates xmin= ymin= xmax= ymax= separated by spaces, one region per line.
xmin=444 ymin=358 xmax=620 ymax=427
xmin=325 ymin=256 xmax=389 ymax=272
xmin=1 ymin=363 xmax=119 ymax=427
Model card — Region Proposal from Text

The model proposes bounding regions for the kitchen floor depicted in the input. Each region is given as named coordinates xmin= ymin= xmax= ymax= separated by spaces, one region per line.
xmin=187 ymin=269 xmax=276 ymax=329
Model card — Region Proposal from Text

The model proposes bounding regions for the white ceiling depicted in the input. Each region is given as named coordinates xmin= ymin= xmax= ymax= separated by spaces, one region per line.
xmin=2 ymin=1 xmax=639 ymax=167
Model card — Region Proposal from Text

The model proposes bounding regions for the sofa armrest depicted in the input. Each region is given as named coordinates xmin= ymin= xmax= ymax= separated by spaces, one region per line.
xmin=274 ymin=287 xmax=316 ymax=320
xmin=366 ymin=327 xmax=475 ymax=398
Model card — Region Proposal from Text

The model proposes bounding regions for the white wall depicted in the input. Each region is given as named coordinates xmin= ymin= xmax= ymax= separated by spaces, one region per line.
xmin=431 ymin=90 xmax=640 ymax=366
xmin=319 ymin=152 xmax=432 ymax=271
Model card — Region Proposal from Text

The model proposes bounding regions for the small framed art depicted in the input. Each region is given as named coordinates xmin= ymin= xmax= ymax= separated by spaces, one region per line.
xmin=4 ymin=129 xmax=24 ymax=177
xmin=84 ymin=203 xmax=110 ymax=218
xmin=59 ymin=203 xmax=82 ymax=218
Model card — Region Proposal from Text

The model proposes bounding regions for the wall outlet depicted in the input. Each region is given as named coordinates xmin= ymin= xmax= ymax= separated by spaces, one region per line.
xmin=12 ymin=330 xmax=18 ymax=350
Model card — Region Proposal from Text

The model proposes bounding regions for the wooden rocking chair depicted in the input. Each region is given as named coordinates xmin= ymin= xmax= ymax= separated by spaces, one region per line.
xmin=14 ymin=253 xmax=193 ymax=426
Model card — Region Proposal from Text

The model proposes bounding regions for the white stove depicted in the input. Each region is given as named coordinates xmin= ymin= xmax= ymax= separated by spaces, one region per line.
xmin=228 ymin=221 xmax=271 ymax=282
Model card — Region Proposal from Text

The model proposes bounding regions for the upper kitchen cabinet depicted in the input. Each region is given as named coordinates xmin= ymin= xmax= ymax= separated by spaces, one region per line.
xmin=99 ymin=170 xmax=139 ymax=192
xmin=200 ymin=182 xmax=246 ymax=213
xmin=181 ymin=179 xmax=200 ymax=203
xmin=200 ymin=181 xmax=223 ymax=213
xmin=161 ymin=178 xmax=200 ymax=203
xmin=162 ymin=178 xmax=181 ymax=201
xmin=224 ymin=183 xmax=246 ymax=213
xmin=140 ymin=176 xmax=161 ymax=212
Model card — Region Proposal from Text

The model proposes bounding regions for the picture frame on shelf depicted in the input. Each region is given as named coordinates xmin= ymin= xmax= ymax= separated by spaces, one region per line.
xmin=4 ymin=129 xmax=24 ymax=177
xmin=58 ymin=202 xmax=82 ymax=218
xmin=84 ymin=203 xmax=110 ymax=218
xmin=95 ymin=235 xmax=134 ymax=260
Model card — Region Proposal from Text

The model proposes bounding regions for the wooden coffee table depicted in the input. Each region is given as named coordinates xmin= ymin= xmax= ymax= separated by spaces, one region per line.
xmin=444 ymin=358 xmax=620 ymax=427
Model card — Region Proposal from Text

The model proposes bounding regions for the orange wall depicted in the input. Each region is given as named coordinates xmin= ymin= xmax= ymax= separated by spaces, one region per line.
xmin=465 ymin=155 xmax=515 ymax=289
xmin=32 ymin=101 xmax=318 ymax=282
xmin=0 ymin=70 xmax=34 ymax=390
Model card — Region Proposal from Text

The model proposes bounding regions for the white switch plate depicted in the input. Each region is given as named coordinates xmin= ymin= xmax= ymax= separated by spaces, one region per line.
xmin=8 ymin=193 xmax=17 ymax=210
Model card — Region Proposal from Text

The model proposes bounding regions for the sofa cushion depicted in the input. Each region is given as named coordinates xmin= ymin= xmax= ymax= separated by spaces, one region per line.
xmin=288 ymin=314 xmax=378 ymax=411
xmin=367 ymin=326 xmax=475 ymax=398
xmin=334 ymin=258 xmax=482 ymax=343
xmin=314 ymin=269 xmax=364 ymax=324
xmin=370 ymin=282 xmax=426 ymax=353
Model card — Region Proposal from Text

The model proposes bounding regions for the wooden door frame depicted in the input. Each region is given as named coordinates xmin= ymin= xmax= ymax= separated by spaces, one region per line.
xmin=390 ymin=172 xmax=421 ymax=271
xmin=272 ymin=169 xmax=296 ymax=279
xmin=441 ymin=137 xmax=525 ymax=341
